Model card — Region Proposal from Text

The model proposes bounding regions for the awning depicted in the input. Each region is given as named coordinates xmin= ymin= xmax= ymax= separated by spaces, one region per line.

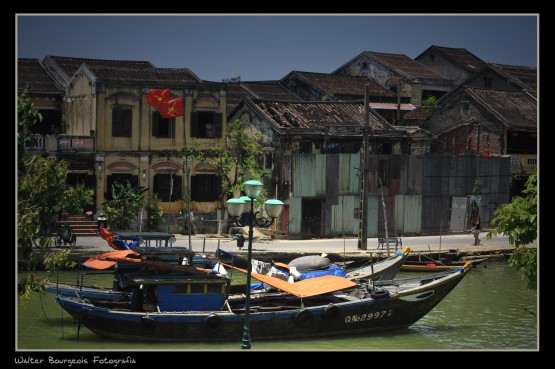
xmin=222 ymin=263 xmax=357 ymax=298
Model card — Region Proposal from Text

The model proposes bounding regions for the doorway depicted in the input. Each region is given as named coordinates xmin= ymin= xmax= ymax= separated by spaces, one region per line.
xmin=301 ymin=198 xmax=323 ymax=239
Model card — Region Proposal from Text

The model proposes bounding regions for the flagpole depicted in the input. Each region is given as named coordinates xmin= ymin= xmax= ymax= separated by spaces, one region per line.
xmin=182 ymin=91 xmax=192 ymax=250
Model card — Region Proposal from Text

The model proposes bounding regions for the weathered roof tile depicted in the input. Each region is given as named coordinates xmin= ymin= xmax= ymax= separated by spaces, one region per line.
xmin=467 ymin=87 xmax=536 ymax=130
xmin=18 ymin=58 xmax=63 ymax=94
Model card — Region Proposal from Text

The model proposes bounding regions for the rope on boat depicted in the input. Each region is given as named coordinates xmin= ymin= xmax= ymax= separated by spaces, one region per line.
xmin=410 ymin=253 xmax=536 ymax=317
xmin=38 ymin=291 xmax=52 ymax=323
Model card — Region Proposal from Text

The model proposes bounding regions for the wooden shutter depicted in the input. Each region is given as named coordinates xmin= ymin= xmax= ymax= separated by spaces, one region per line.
xmin=190 ymin=112 xmax=199 ymax=137
xmin=214 ymin=112 xmax=222 ymax=137
xmin=152 ymin=111 xmax=159 ymax=136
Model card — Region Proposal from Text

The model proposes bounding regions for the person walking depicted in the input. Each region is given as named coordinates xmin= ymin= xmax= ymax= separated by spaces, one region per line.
xmin=473 ymin=216 xmax=482 ymax=245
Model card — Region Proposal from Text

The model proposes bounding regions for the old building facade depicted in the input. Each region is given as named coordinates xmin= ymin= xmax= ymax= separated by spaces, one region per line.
xmin=332 ymin=51 xmax=454 ymax=106
xmin=28 ymin=56 xmax=228 ymax=232
xmin=415 ymin=45 xmax=487 ymax=85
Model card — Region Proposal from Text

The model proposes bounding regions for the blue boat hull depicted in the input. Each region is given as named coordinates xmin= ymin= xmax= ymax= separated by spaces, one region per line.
xmin=56 ymin=267 xmax=468 ymax=342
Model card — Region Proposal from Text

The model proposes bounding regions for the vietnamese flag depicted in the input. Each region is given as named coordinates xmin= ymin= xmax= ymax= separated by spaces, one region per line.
xmin=159 ymin=97 xmax=185 ymax=118
xmin=147 ymin=89 xmax=171 ymax=107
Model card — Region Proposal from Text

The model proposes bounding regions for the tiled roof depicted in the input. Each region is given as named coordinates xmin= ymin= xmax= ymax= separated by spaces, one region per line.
xmin=85 ymin=65 xmax=201 ymax=84
xmin=249 ymin=99 xmax=393 ymax=132
xmin=285 ymin=71 xmax=395 ymax=98
xmin=466 ymin=87 xmax=536 ymax=130
xmin=46 ymin=55 xmax=154 ymax=77
xmin=490 ymin=63 xmax=537 ymax=93
xmin=18 ymin=58 xmax=63 ymax=94
xmin=418 ymin=46 xmax=486 ymax=72
xmin=365 ymin=52 xmax=446 ymax=81
xmin=400 ymin=106 xmax=438 ymax=124
xmin=226 ymin=81 xmax=301 ymax=115
xmin=242 ymin=82 xmax=301 ymax=100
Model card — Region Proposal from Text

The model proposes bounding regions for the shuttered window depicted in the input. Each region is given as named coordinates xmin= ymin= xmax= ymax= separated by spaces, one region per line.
xmin=152 ymin=111 xmax=176 ymax=138
xmin=112 ymin=105 xmax=132 ymax=137
xmin=191 ymin=111 xmax=222 ymax=138
xmin=154 ymin=174 xmax=182 ymax=202
xmin=191 ymin=174 xmax=221 ymax=202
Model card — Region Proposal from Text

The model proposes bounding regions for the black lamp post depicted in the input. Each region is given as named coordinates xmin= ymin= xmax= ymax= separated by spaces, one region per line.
xmin=226 ymin=179 xmax=284 ymax=350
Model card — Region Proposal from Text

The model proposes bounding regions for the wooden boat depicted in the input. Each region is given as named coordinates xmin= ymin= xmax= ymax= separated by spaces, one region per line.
xmin=47 ymin=247 xmax=410 ymax=300
xmin=55 ymin=258 xmax=471 ymax=342
xmin=401 ymin=257 xmax=489 ymax=272
xmin=345 ymin=247 xmax=409 ymax=281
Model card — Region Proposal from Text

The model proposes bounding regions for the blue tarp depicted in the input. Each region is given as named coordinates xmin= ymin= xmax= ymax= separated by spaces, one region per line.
xmin=299 ymin=264 xmax=346 ymax=280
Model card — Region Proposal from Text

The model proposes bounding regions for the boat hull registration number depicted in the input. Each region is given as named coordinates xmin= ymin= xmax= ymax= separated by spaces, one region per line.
xmin=344 ymin=310 xmax=392 ymax=324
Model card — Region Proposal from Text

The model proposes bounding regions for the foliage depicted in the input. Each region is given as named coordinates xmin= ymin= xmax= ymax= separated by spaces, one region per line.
xmin=17 ymin=198 xmax=42 ymax=270
xmin=17 ymin=155 xmax=81 ymax=300
xmin=487 ymin=172 xmax=537 ymax=290
xmin=19 ymin=248 xmax=77 ymax=302
xmin=321 ymin=95 xmax=331 ymax=102
xmin=508 ymin=247 xmax=537 ymax=290
xmin=19 ymin=156 xmax=69 ymax=234
xmin=222 ymin=76 xmax=241 ymax=83
xmin=143 ymin=193 xmax=164 ymax=230
xmin=422 ymin=96 xmax=437 ymax=106
xmin=472 ymin=179 xmax=481 ymax=195
xmin=185 ymin=119 xmax=270 ymax=202
xmin=59 ymin=183 xmax=94 ymax=214
xmin=17 ymin=85 xmax=43 ymax=176
xmin=103 ymin=181 xmax=147 ymax=230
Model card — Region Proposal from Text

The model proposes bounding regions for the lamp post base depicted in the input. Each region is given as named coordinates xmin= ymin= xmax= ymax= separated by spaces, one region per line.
xmin=241 ymin=328 xmax=251 ymax=349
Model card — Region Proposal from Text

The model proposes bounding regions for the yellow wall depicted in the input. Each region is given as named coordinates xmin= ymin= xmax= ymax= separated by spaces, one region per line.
xmin=91 ymin=84 xmax=227 ymax=215
xmin=511 ymin=153 xmax=537 ymax=175
xmin=65 ymin=74 xmax=96 ymax=136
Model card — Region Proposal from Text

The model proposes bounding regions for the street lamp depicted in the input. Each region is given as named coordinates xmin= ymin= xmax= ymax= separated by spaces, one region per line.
xmin=226 ymin=179 xmax=284 ymax=350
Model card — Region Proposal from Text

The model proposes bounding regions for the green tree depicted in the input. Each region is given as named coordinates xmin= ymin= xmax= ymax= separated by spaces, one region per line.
xmin=185 ymin=119 xmax=271 ymax=233
xmin=186 ymin=119 xmax=270 ymax=201
xmin=143 ymin=193 xmax=164 ymax=230
xmin=422 ymin=96 xmax=437 ymax=106
xmin=18 ymin=156 xmax=79 ymax=300
xmin=18 ymin=85 xmax=43 ymax=177
xmin=19 ymin=156 xmax=69 ymax=236
xmin=103 ymin=181 xmax=147 ymax=230
xmin=59 ymin=183 xmax=95 ymax=214
xmin=487 ymin=172 xmax=537 ymax=290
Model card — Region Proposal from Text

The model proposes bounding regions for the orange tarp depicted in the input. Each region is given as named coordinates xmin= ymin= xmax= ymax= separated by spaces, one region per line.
xmin=82 ymin=249 xmax=213 ymax=275
xmin=98 ymin=227 xmax=117 ymax=250
xmin=82 ymin=249 xmax=138 ymax=269
xmin=221 ymin=263 xmax=357 ymax=298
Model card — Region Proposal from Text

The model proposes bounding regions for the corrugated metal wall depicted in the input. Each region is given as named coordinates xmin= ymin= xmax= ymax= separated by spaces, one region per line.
xmin=331 ymin=195 xmax=359 ymax=235
xmin=395 ymin=195 xmax=422 ymax=234
xmin=366 ymin=195 xmax=379 ymax=237
xmin=290 ymin=152 xmax=510 ymax=238
xmin=292 ymin=155 xmax=326 ymax=197
xmin=339 ymin=153 xmax=359 ymax=193
xmin=288 ymin=196 xmax=302 ymax=234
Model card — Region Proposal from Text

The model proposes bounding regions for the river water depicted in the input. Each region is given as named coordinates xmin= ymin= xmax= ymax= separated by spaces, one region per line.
xmin=16 ymin=260 xmax=537 ymax=351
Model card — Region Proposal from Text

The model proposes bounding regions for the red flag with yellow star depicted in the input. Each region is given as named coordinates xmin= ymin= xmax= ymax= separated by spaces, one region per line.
xmin=159 ymin=97 xmax=185 ymax=118
xmin=147 ymin=89 xmax=171 ymax=107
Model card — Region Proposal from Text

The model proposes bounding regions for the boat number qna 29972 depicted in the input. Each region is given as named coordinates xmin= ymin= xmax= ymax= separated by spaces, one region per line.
xmin=344 ymin=310 xmax=392 ymax=324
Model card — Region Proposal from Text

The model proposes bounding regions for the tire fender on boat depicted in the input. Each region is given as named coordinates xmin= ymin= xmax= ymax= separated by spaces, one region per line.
xmin=370 ymin=289 xmax=390 ymax=299
xmin=323 ymin=303 xmax=341 ymax=321
xmin=204 ymin=313 xmax=223 ymax=332
xmin=295 ymin=309 xmax=314 ymax=328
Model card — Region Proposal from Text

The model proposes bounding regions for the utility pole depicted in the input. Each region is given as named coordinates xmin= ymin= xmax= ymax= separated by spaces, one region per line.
xmin=358 ymin=84 xmax=370 ymax=250
xmin=396 ymin=79 xmax=401 ymax=125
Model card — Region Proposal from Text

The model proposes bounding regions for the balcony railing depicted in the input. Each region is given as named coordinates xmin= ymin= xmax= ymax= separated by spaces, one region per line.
xmin=58 ymin=135 xmax=95 ymax=151
xmin=23 ymin=134 xmax=95 ymax=153
xmin=510 ymin=153 xmax=537 ymax=175
xmin=24 ymin=134 xmax=45 ymax=151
